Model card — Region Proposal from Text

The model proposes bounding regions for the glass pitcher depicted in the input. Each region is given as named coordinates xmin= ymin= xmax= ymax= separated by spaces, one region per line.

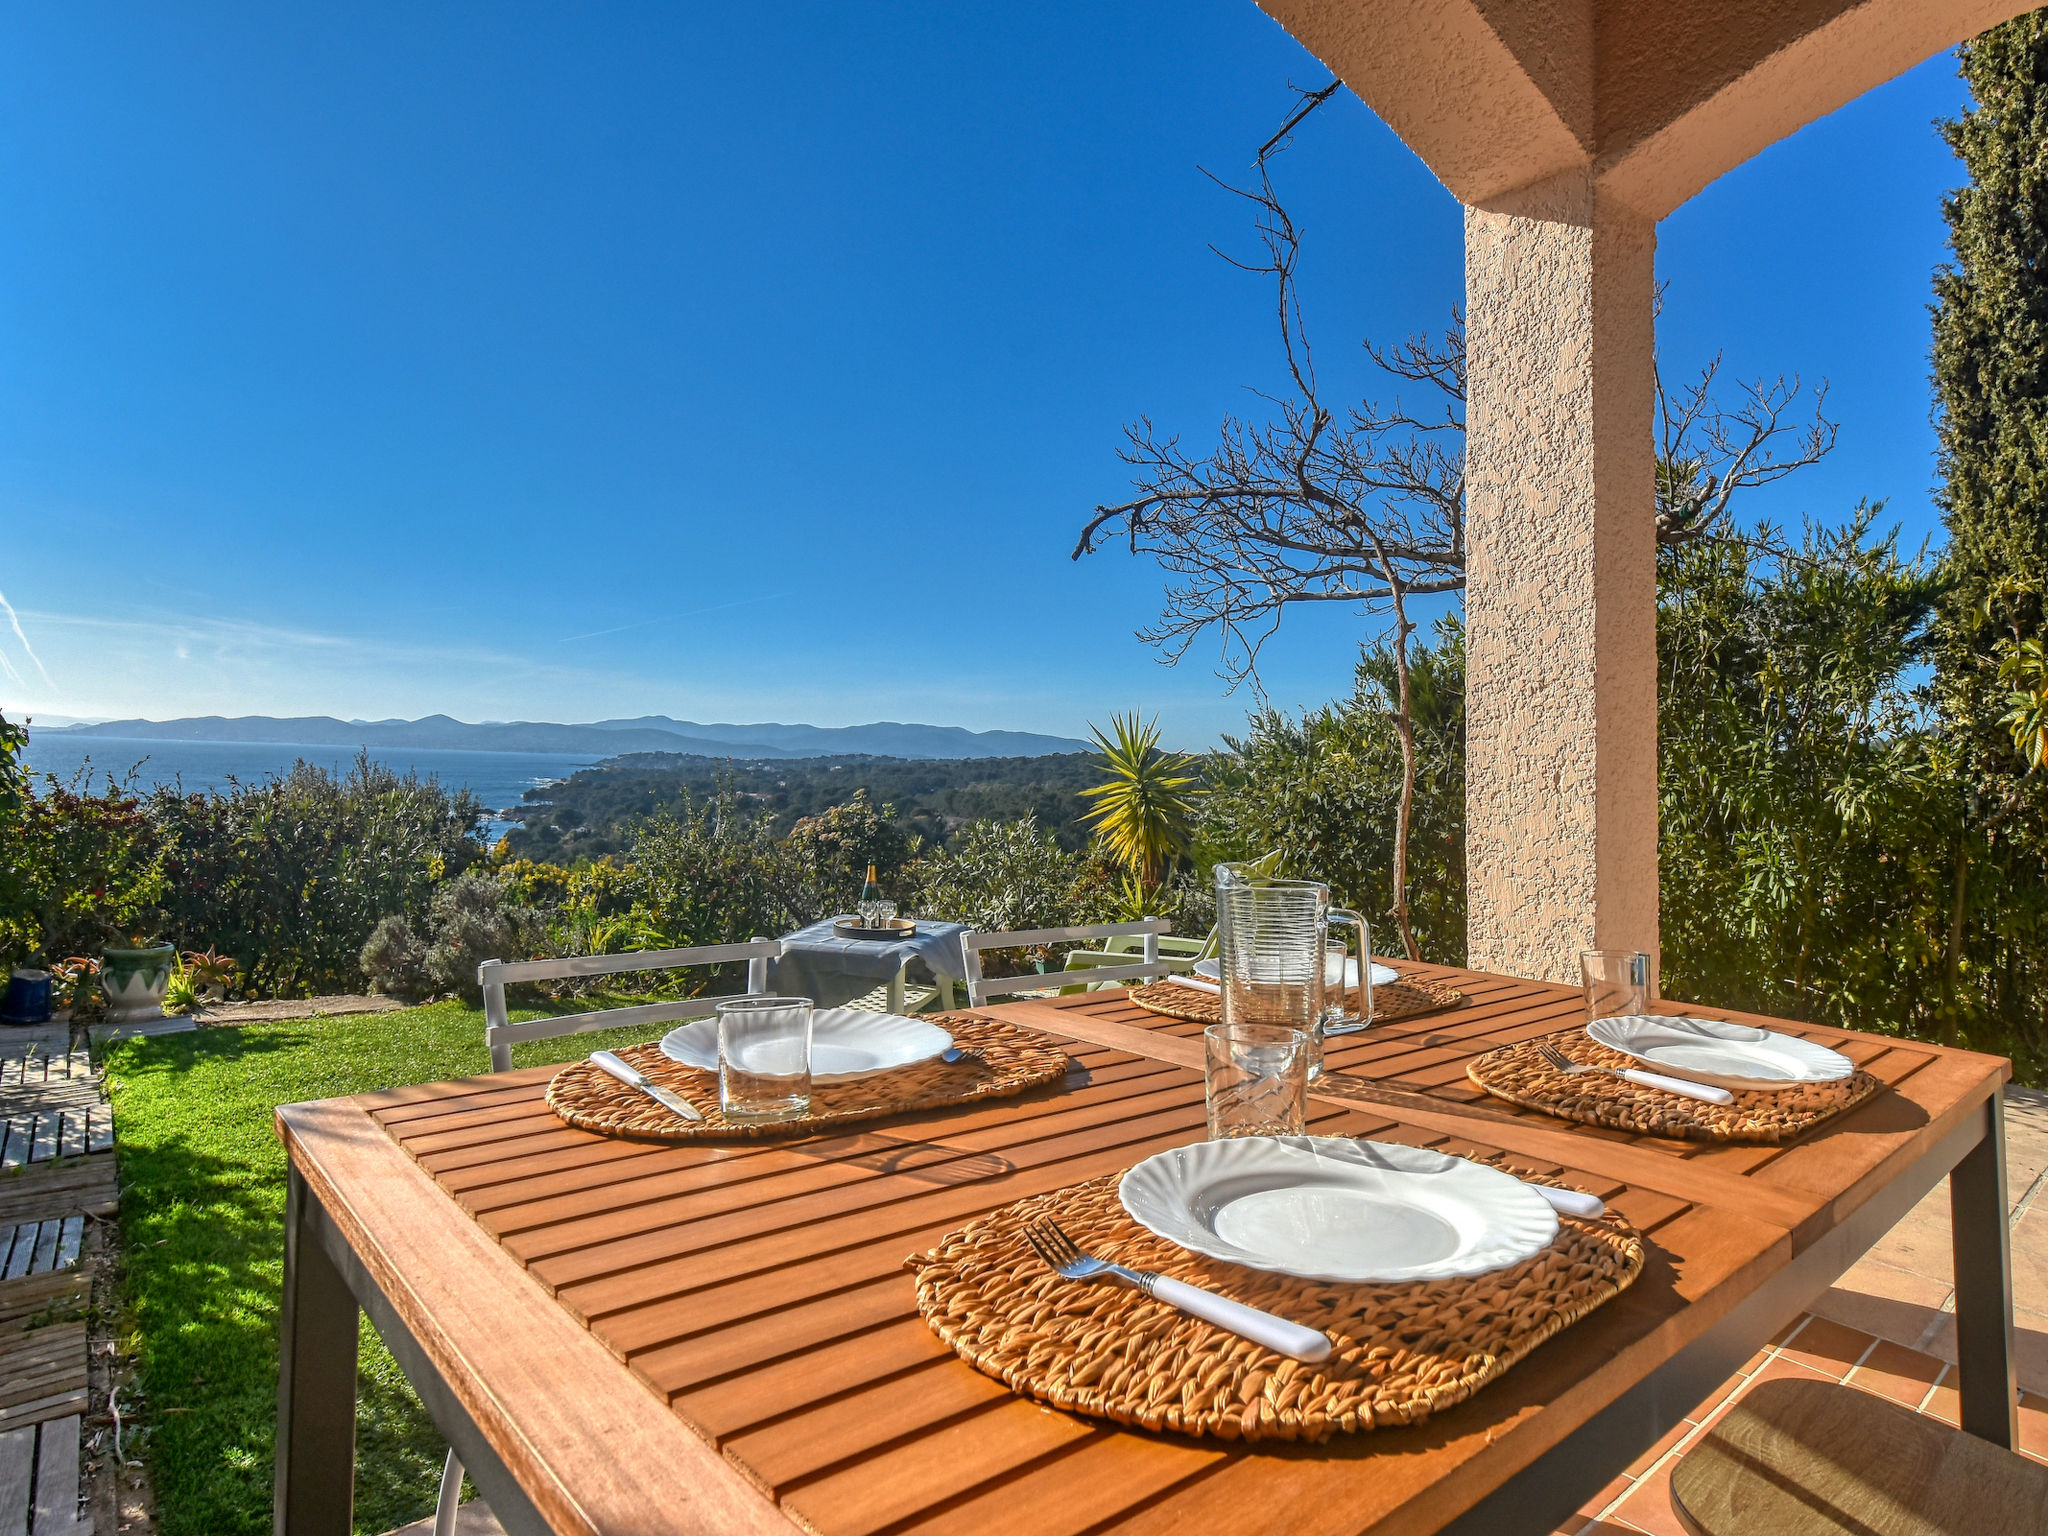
xmin=1214 ymin=862 xmax=1370 ymax=1076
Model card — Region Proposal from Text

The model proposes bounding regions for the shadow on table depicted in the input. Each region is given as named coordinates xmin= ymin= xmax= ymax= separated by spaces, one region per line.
xmin=785 ymin=1129 xmax=1017 ymax=1185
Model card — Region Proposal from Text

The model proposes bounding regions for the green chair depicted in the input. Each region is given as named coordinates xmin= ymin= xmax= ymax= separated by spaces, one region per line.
xmin=1055 ymin=929 xmax=1209 ymax=993
xmin=960 ymin=919 xmax=1173 ymax=1005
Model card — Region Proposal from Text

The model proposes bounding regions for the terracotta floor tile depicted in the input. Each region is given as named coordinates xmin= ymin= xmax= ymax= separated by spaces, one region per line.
xmin=1837 ymin=1250 xmax=1953 ymax=1307
xmin=1570 ymin=1471 xmax=1634 ymax=1521
xmin=1622 ymin=1418 xmax=1692 ymax=1480
xmin=2011 ymin=1207 xmax=2048 ymax=1317
xmin=2017 ymin=1390 xmax=2048 ymax=1461
xmin=2003 ymin=1087 xmax=2048 ymax=1207
xmin=1861 ymin=1202 xmax=1957 ymax=1286
xmin=1610 ymin=1457 xmax=1689 ymax=1536
xmin=1921 ymin=1308 xmax=2048 ymax=1397
xmin=1778 ymin=1315 xmax=1877 ymax=1379
xmin=1924 ymin=1379 xmax=1960 ymax=1426
xmin=1769 ymin=1315 xmax=1809 ymax=1348
xmin=1681 ymin=1360 xmax=1800 ymax=1441
xmin=1707 ymin=1354 xmax=1838 ymax=1422
xmin=1810 ymin=1277 xmax=1949 ymax=1351
xmin=1846 ymin=1338 xmax=1947 ymax=1407
xmin=1687 ymin=1364 xmax=1749 ymax=1422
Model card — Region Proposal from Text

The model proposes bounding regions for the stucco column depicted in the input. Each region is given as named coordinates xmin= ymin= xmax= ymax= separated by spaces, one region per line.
xmin=1462 ymin=169 xmax=1659 ymax=985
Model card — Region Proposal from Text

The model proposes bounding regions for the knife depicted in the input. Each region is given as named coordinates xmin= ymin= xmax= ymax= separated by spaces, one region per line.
xmin=1313 ymin=1131 xmax=1609 ymax=1220
xmin=591 ymin=1050 xmax=703 ymax=1122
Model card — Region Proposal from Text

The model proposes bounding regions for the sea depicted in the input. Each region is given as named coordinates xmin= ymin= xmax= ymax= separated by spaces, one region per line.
xmin=18 ymin=735 xmax=606 ymax=842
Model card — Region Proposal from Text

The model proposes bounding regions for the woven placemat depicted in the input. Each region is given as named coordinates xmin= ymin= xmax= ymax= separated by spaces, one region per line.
xmin=1126 ymin=974 xmax=1465 ymax=1028
xmin=906 ymin=1165 xmax=1642 ymax=1442
xmin=545 ymin=1014 xmax=1070 ymax=1141
xmin=1467 ymin=1032 xmax=1883 ymax=1144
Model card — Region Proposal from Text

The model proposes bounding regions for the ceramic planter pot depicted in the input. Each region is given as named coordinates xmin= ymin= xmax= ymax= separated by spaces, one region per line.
xmin=0 ymin=969 xmax=51 ymax=1026
xmin=101 ymin=945 xmax=176 ymax=1023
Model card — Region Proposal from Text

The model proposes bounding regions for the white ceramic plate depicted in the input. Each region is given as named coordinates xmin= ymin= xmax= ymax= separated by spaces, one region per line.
xmin=1585 ymin=1015 xmax=1854 ymax=1092
xmin=1194 ymin=957 xmax=1399 ymax=990
xmin=1119 ymin=1136 xmax=1558 ymax=1284
xmin=660 ymin=1009 xmax=953 ymax=1082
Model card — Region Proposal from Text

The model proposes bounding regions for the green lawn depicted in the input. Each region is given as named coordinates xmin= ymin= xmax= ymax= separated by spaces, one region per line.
xmin=104 ymin=1000 xmax=675 ymax=1536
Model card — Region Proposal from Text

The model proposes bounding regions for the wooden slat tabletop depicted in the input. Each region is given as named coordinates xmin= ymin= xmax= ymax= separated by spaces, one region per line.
xmin=282 ymin=961 xmax=2009 ymax=1536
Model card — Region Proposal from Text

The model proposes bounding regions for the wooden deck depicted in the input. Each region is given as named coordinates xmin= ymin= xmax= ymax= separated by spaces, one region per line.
xmin=0 ymin=1046 xmax=114 ymax=1536
xmin=280 ymin=959 xmax=2013 ymax=1536
xmin=0 ymin=1057 xmax=113 ymax=1171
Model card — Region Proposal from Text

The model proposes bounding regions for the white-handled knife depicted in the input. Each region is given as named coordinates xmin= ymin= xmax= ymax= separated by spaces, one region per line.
xmin=591 ymin=1050 xmax=703 ymax=1122
xmin=1532 ymin=1184 xmax=1606 ymax=1219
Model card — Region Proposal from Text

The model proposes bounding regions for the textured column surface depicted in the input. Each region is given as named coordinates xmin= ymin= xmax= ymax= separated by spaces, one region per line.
xmin=1462 ymin=169 xmax=1659 ymax=984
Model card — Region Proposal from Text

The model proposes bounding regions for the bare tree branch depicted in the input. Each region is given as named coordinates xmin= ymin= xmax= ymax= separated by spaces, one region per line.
xmin=1073 ymin=84 xmax=1837 ymax=956
xmin=1656 ymin=358 xmax=1837 ymax=545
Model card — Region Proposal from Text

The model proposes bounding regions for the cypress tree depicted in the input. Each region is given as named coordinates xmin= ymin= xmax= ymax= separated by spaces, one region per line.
xmin=1933 ymin=15 xmax=2048 ymax=836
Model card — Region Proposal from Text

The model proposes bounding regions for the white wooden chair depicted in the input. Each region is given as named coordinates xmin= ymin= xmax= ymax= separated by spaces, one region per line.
xmin=958 ymin=918 xmax=1172 ymax=1007
xmin=478 ymin=938 xmax=778 ymax=1071
xmin=435 ymin=936 xmax=779 ymax=1534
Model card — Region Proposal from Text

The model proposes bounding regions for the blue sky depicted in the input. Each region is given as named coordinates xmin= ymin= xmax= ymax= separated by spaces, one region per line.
xmin=0 ymin=3 xmax=1972 ymax=748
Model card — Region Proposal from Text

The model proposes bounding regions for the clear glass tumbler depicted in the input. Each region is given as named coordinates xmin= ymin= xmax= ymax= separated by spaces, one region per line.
xmin=1581 ymin=950 xmax=1650 ymax=1023
xmin=1203 ymin=1022 xmax=1310 ymax=1140
xmin=716 ymin=995 xmax=813 ymax=1122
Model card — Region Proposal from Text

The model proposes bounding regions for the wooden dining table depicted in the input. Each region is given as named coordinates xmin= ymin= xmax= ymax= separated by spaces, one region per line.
xmin=273 ymin=961 xmax=2017 ymax=1536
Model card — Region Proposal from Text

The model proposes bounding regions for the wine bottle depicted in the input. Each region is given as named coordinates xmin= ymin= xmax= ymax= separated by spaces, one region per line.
xmin=857 ymin=863 xmax=885 ymax=927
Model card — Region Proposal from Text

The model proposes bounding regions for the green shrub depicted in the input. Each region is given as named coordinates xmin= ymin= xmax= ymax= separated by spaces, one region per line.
xmin=422 ymin=872 xmax=522 ymax=1005
xmin=1200 ymin=622 xmax=1467 ymax=964
xmin=785 ymin=788 xmax=914 ymax=915
xmin=627 ymin=782 xmax=806 ymax=947
xmin=904 ymin=815 xmax=1117 ymax=974
xmin=359 ymin=916 xmax=432 ymax=1002
xmin=144 ymin=755 xmax=486 ymax=996
xmin=0 ymin=770 xmax=165 ymax=966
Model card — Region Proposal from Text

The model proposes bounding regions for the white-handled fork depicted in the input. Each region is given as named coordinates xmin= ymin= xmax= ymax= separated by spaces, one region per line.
xmin=1023 ymin=1217 xmax=1332 ymax=1363
xmin=1534 ymin=1041 xmax=1733 ymax=1106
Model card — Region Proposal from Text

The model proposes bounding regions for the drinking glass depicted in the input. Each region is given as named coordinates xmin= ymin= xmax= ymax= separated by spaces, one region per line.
xmin=1581 ymin=950 xmax=1650 ymax=1023
xmin=1203 ymin=1023 xmax=1310 ymax=1140
xmin=716 ymin=996 xmax=813 ymax=1122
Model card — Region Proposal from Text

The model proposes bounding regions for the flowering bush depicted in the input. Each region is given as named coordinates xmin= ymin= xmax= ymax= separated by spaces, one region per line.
xmin=0 ymin=774 xmax=165 ymax=965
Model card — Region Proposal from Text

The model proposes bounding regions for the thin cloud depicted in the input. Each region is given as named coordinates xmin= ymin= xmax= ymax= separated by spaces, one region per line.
xmin=0 ymin=587 xmax=53 ymax=689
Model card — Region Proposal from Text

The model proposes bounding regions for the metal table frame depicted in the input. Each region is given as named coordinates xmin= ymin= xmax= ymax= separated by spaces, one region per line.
xmin=276 ymin=1163 xmax=554 ymax=1536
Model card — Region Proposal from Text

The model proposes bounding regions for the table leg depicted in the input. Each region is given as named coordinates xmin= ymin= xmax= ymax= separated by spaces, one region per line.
xmin=1951 ymin=1090 xmax=2018 ymax=1448
xmin=888 ymin=963 xmax=906 ymax=1014
xmin=275 ymin=1160 xmax=358 ymax=1536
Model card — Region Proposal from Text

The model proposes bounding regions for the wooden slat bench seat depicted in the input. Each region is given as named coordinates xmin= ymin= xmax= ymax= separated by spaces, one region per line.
xmin=1669 ymin=1376 xmax=2048 ymax=1534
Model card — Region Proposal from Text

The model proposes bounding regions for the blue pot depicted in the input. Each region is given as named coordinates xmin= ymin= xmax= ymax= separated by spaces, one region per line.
xmin=1 ymin=969 xmax=52 ymax=1026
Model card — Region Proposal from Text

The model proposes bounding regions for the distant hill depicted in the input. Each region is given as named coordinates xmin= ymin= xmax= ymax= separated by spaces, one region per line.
xmin=43 ymin=714 xmax=1092 ymax=760
xmin=584 ymin=717 xmax=1093 ymax=759
xmin=502 ymin=752 xmax=1106 ymax=861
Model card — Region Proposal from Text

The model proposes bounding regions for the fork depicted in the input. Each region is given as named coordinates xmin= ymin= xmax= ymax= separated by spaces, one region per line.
xmin=1022 ymin=1217 xmax=1332 ymax=1362
xmin=1533 ymin=1041 xmax=1734 ymax=1105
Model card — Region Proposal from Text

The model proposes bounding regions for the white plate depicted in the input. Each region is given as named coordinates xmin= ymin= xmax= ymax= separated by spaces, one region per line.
xmin=660 ymin=1009 xmax=953 ymax=1082
xmin=1193 ymin=957 xmax=1399 ymax=990
xmin=1585 ymin=1015 xmax=1854 ymax=1092
xmin=1119 ymin=1136 xmax=1558 ymax=1284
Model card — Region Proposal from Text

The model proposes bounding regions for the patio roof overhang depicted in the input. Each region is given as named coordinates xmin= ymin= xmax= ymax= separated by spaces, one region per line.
xmin=1251 ymin=0 xmax=2035 ymax=983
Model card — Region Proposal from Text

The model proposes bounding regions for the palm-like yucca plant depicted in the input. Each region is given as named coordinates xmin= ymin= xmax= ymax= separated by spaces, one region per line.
xmin=1078 ymin=713 xmax=1202 ymax=888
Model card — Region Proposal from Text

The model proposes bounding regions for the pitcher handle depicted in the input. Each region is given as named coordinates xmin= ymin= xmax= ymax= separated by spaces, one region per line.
xmin=1325 ymin=908 xmax=1372 ymax=1034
